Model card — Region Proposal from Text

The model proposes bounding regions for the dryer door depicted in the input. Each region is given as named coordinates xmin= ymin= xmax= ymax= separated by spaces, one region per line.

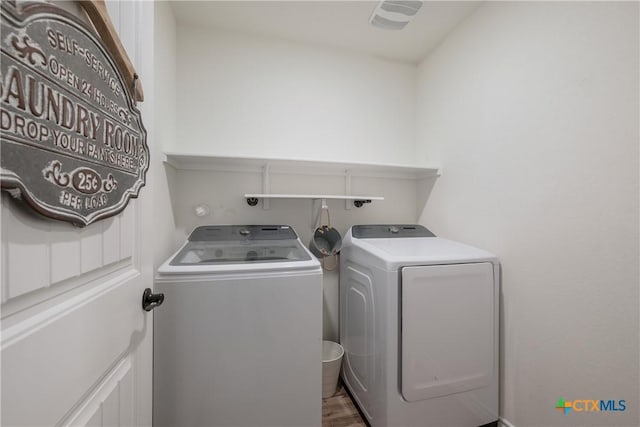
xmin=401 ymin=262 xmax=495 ymax=402
xmin=341 ymin=265 xmax=375 ymax=420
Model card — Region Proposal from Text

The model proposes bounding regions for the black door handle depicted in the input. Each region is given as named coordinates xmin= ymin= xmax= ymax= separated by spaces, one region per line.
xmin=142 ymin=288 xmax=164 ymax=311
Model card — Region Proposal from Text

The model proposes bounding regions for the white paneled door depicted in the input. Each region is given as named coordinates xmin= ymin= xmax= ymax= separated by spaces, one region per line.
xmin=1 ymin=1 xmax=154 ymax=426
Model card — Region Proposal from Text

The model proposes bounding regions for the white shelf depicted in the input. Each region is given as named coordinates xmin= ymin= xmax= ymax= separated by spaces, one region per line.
xmin=164 ymin=152 xmax=440 ymax=210
xmin=164 ymin=152 xmax=439 ymax=180
xmin=244 ymin=194 xmax=384 ymax=201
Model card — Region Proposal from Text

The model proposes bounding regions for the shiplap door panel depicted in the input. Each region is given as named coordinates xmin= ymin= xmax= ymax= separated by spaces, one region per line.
xmin=1 ymin=1 xmax=153 ymax=426
xmin=1 ymin=197 xmax=135 ymax=304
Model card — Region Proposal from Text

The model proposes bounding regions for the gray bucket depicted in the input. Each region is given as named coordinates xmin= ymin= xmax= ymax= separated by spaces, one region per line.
xmin=309 ymin=225 xmax=342 ymax=259
xmin=309 ymin=205 xmax=342 ymax=270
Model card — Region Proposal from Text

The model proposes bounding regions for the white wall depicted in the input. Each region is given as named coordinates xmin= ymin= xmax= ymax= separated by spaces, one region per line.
xmin=152 ymin=2 xmax=181 ymax=269
xmin=416 ymin=2 xmax=639 ymax=426
xmin=174 ymin=25 xmax=417 ymax=165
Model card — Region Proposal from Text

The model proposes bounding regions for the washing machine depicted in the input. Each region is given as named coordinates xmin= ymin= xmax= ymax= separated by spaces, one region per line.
xmin=340 ymin=224 xmax=499 ymax=427
xmin=154 ymin=225 xmax=322 ymax=427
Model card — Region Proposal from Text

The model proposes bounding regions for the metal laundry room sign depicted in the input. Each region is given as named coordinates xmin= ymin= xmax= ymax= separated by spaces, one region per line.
xmin=0 ymin=1 xmax=148 ymax=227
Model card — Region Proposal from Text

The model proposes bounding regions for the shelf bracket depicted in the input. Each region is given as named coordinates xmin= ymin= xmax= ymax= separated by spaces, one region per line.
xmin=345 ymin=170 xmax=352 ymax=210
xmin=262 ymin=163 xmax=270 ymax=210
xmin=353 ymin=199 xmax=372 ymax=208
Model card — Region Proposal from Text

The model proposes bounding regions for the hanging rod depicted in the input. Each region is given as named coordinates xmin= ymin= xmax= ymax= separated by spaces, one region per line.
xmin=243 ymin=193 xmax=383 ymax=208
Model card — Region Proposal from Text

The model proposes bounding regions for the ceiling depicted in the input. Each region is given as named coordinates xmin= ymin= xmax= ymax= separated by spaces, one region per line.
xmin=170 ymin=1 xmax=482 ymax=64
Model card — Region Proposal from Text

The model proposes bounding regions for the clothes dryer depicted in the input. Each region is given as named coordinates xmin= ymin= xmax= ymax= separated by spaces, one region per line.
xmin=154 ymin=225 xmax=322 ymax=427
xmin=340 ymin=225 xmax=499 ymax=427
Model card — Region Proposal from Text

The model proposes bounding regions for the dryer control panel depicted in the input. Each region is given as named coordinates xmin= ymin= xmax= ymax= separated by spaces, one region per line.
xmin=352 ymin=224 xmax=435 ymax=239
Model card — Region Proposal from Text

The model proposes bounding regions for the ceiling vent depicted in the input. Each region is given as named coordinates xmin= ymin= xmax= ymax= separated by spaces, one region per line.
xmin=369 ymin=1 xmax=423 ymax=30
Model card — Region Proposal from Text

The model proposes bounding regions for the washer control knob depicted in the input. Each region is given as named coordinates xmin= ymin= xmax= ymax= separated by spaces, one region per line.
xmin=389 ymin=226 xmax=400 ymax=234
xmin=239 ymin=229 xmax=251 ymax=236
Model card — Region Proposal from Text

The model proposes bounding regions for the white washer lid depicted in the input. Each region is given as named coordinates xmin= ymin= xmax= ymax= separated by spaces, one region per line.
xmin=157 ymin=225 xmax=321 ymax=276
xmin=157 ymin=242 xmax=321 ymax=276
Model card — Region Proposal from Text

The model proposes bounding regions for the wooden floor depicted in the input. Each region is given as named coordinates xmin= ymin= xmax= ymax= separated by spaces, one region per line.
xmin=322 ymin=383 xmax=367 ymax=427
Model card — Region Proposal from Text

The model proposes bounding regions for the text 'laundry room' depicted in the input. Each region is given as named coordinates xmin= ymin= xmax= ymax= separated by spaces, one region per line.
xmin=0 ymin=1 xmax=638 ymax=427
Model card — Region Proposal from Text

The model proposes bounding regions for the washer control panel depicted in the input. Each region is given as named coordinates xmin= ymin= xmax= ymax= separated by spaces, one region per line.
xmin=189 ymin=225 xmax=298 ymax=241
